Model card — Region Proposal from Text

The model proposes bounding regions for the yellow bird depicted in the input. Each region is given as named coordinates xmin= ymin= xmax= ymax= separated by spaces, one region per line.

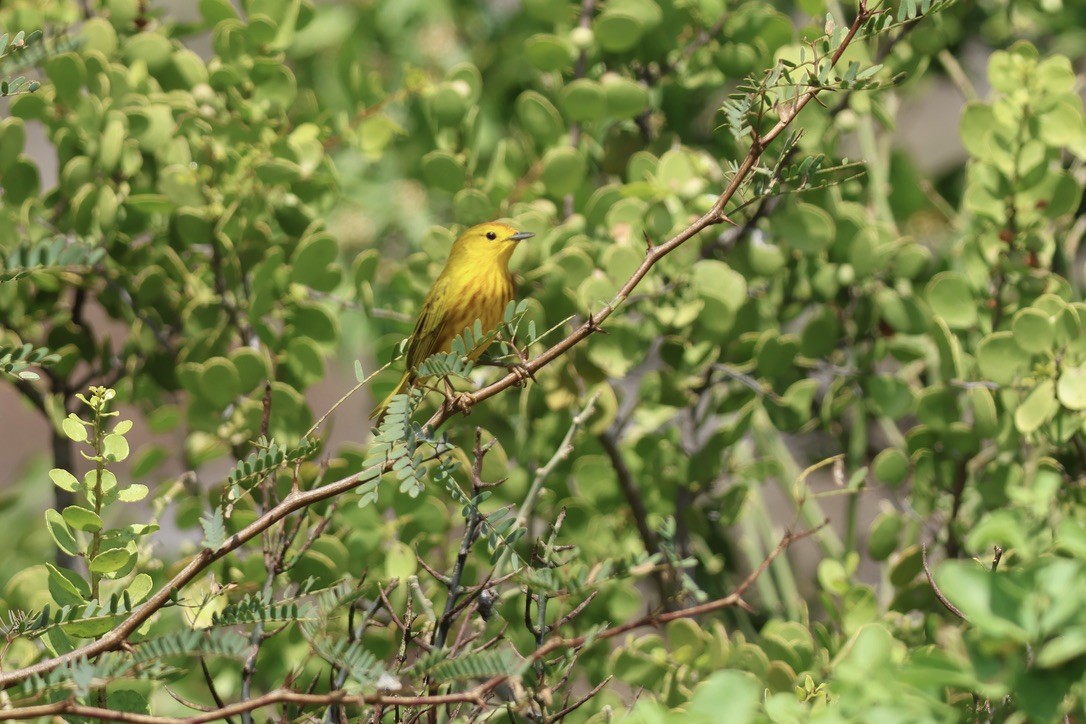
xmin=370 ymin=221 xmax=534 ymax=422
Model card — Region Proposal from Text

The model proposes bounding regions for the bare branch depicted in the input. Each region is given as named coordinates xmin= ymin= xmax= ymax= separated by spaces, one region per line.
xmin=921 ymin=543 xmax=968 ymax=622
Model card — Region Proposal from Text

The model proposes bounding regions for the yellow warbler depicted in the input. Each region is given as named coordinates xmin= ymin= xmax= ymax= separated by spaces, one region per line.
xmin=370 ymin=221 xmax=534 ymax=421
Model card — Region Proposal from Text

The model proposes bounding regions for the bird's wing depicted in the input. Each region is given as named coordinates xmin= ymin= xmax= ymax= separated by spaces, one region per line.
xmin=405 ymin=283 xmax=451 ymax=374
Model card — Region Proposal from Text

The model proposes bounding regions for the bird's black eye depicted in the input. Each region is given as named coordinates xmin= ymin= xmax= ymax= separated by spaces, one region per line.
xmin=486 ymin=231 xmax=497 ymax=240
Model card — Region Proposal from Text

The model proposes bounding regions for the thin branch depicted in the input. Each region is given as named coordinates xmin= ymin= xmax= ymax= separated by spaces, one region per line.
xmin=552 ymin=675 xmax=611 ymax=721
xmin=199 ymin=658 xmax=234 ymax=724
xmin=495 ymin=395 xmax=599 ymax=575
xmin=921 ymin=543 xmax=967 ymax=622
xmin=598 ymin=428 xmax=670 ymax=603
xmin=0 ymin=688 xmax=487 ymax=724
xmin=432 ymin=431 xmax=489 ymax=649
xmin=519 ymin=394 xmax=598 ymax=530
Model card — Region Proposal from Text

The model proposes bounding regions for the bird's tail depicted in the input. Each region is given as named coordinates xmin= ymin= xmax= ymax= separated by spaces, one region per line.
xmin=370 ymin=371 xmax=412 ymax=425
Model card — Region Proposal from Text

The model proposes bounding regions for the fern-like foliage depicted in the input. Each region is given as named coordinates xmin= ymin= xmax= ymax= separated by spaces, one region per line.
xmin=358 ymin=389 xmax=423 ymax=506
xmin=0 ymin=343 xmax=59 ymax=381
xmin=310 ymin=577 xmax=367 ymax=615
xmin=0 ymin=30 xmax=44 ymax=96
xmin=15 ymin=656 xmax=171 ymax=700
xmin=406 ymin=647 xmax=449 ymax=675
xmin=0 ymin=28 xmax=81 ymax=79
xmin=132 ymin=629 xmax=249 ymax=662
xmin=211 ymin=592 xmax=303 ymax=627
xmin=428 ymin=649 xmax=521 ymax=683
xmin=313 ymin=639 xmax=387 ymax=689
xmin=225 ymin=436 xmax=320 ymax=498
xmin=515 ymin=548 xmax=660 ymax=596
xmin=0 ymin=609 xmax=40 ymax=638
xmin=22 ymin=601 xmax=127 ymax=639
xmin=432 ymin=457 xmax=528 ymax=567
xmin=13 ymin=631 xmax=243 ymax=702
xmin=0 ymin=237 xmax=105 ymax=281
xmin=212 ymin=579 xmax=362 ymax=629
xmin=200 ymin=506 xmax=226 ymax=549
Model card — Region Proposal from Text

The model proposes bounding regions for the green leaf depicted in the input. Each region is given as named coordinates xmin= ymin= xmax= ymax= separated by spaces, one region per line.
xmin=560 ymin=79 xmax=607 ymax=122
xmin=44 ymin=53 xmax=85 ymax=104
xmin=1012 ymin=308 xmax=1055 ymax=354
xmin=62 ymin=416 xmax=88 ymax=443
xmin=934 ymin=560 xmax=1029 ymax=640
xmin=925 ymin=272 xmax=976 ymax=330
xmin=201 ymin=508 xmax=226 ymax=549
xmin=914 ymin=386 xmax=959 ymax=432
xmin=524 ymin=33 xmax=574 ymax=72
xmin=522 ymin=0 xmax=570 ymax=22
xmin=0 ymin=117 xmax=25 ymax=173
xmin=46 ymin=563 xmax=90 ymax=606
xmin=594 ymin=11 xmax=644 ymax=52
xmin=127 ymin=573 xmax=154 ymax=605
xmin=199 ymin=357 xmax=241 ymax=408
xmin=868 ymin=512 xmax=903 ymax=561
xmin=49 ymin=468 xmax=81 ymax=493
xmin=977 ymin=332 xmax=1030 ymax=385
xmin=232 ymin=348 xmax=269 ymax=393
xmin=540 ymin=147 xmax=587 ymax=196
xmin=687 ymin=670 xmax=760 ymax=723
xmin=959 ymin=102 xmax=995 ymax=158
xmin=118 ymin=484 xmax=149 ymax=503
xmin=45 ymin=509 xmax=80 ymax=556
xmin=515 ymin=91 xmax=563 ymax=145
xmin=453 ymin=188 xmax=496 ymax=225
xmin=89 ymin=548 xmax=134 ymax=575
xmin=97 ymin=116 xmax=127 ymax=175
xmin=384 ymin=540 xmax=417 ymax=579
xmin=0 ymin=157 xmax=39 ymax=204
xmin=872 ymin=448 xmax=909 ymax=487
xmin=818 ymin=558 xmax=849 ymax=596
xmin=1056 ymin=365 xmax=1086 ymax=410
xmin=602 ymin=73 xmax=650 ymax=119
xmin=420 ymin=151 xmax=466 ymax=194
xmin=107 ymin=690 xmax=150 ymax=716
xmin=356 ymin=114 xmax=404 ymax=159
xmin=864 ymin=375 xmax=913 ymax=418
xmin=285 ymin=336 xmax=325 ymax=388
xmin=968 ymin=386 xmax=1000 ymax=437
xmin=774 ymin=203 xmax=835 ymax=254
xmin=103 ymin=433 xmax=130 ymax=462
xmin=290 ymin=232 xmax=338 ymax=288
xmin=62 ymin=505 xmax=102 ymax=533
xmin=1014 ymin=379 xmax=1058 ymax=434
xmin=429 ymin=82 xmax=469 ymax=126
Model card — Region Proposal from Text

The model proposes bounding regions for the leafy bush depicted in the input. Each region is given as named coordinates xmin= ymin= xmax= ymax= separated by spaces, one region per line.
xmin=1 ymin=0 xmax=1084 ymax=721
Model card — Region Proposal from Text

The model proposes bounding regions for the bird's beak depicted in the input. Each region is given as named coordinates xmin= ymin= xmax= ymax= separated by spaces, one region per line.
xmin=509 ymin=231 xmax=535 ymax=242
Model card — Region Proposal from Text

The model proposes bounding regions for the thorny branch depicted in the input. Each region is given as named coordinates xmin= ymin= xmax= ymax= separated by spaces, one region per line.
xmin=431 ymin=429 xmax=491 ymax=650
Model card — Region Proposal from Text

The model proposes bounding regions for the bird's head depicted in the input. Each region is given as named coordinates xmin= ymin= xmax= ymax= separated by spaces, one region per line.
xmin=449 ymin=222 xmax=534 ymax=269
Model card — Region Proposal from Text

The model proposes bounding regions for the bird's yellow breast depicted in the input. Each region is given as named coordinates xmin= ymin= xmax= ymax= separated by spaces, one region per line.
xmin=438 ymin=269 xmax=515 ymax=358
